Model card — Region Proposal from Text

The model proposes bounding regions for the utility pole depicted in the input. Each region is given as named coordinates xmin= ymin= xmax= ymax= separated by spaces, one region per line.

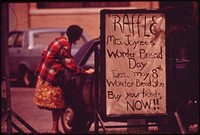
xmin=1 ymin=2 xmax=12 ymax=133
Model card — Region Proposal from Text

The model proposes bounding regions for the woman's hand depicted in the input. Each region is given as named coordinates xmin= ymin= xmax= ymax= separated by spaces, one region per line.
xmin=85 ymin=68 xmax=95 ymax=74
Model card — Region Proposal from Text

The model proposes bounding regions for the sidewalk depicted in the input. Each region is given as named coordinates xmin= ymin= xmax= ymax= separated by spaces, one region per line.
xmin=1 ymin=87 xmax=128 ymax=134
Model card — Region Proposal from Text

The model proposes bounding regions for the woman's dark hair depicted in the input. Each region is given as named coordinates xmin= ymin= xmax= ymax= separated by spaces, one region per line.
xmin=66 ymin=25 xmax=83 ymax=44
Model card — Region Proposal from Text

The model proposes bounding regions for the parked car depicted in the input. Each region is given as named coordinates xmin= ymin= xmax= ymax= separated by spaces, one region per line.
xmin=61 ymin=37 xmax=100 ymax=134
xmin=60 ymin=37 xmax=198 ymax=134
xmin=8 ymin=28 xmax=90 ymax=87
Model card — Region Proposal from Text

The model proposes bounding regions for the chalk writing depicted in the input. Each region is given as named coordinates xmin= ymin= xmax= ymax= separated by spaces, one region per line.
xmin=106 ymin=48 xmax=135 ymax=59
xmin=139 ymin=47 xmax=163 ymax=59
xmin=131 ymin=71 xmax=149 ymax=80
xmin=111 ymin=70 xmax=130 ymax=79
xmin=128 ymin=58 xmax=147 ymax=71
xmin=106 ymin=79 xmax=134 ymax=87
xmin=111 ymin=14 xmax=158 ymax=36
xmin=103 ymin=10 xmax=166 ymax=115
xmin=107 ymin=35 xmax=155 ymax=49
xmin=107 ymin=91 xmax=122 ymax=102
xmin=127 ymin=99 xmax=151 ymax=111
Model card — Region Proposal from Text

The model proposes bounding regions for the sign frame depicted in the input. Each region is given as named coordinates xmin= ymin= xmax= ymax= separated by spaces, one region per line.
xmin=100 ymin=9 xmax=170 ymax=120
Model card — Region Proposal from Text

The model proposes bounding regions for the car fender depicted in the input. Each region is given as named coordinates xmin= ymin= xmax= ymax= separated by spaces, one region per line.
xmin=18 ymin=61 xmax=32 ymax=75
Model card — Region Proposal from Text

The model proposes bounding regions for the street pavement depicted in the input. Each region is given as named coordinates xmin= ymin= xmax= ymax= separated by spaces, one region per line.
xmin=1 ymin=87 xmax=127 ymax=134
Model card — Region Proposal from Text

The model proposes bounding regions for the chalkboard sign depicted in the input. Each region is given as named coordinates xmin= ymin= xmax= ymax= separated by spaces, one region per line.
xmin=100 ymin=9 xmax=167 ymax=118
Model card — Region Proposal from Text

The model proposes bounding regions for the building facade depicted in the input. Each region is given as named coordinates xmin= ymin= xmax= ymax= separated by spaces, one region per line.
xmin=9 ymin=2 xmax=159 ymax=39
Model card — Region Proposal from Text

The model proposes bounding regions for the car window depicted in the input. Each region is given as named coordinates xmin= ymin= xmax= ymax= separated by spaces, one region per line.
xmin=72 ymin=36 xmax=85 ymax=48
xmin=74 ymin=38 xmax=99 ymax=66
xmin=85 ymin=52 xmax=94 ymax=66
xmin=33 ymin=32 xmax=65 ymax=47
xmin=82 ymin=40 xmax=100 ymax=68
xmin=8 ymin=32 xmax=23 ymax=48
xmin=15 ymin=33 xmax=23 ymax=47
xmin=8 ymin=33 xmax=17 ymax=47
xmin=71 ymin=35 xmax=87 ymax=55
xmin=33 ymin=32 xmax=85 ymax=52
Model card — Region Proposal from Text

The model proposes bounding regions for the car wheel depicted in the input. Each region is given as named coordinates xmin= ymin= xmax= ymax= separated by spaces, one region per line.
xmin=61 ymin=107 xmax=75 ymax=133
xmin=21 ymin=68 xmax=32 ymax=87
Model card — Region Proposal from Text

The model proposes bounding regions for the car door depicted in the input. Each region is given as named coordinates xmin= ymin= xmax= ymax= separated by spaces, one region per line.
xmin=8 ymin=31 xmax=29 ymax=78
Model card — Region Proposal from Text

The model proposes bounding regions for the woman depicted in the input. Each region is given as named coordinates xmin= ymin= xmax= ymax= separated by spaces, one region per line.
xmin=33 ymin=25 xmax=94 ymax=133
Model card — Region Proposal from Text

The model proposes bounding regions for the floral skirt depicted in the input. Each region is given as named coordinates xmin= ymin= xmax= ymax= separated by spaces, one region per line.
xmin=33 ymin=78 xmax=65 ymax=110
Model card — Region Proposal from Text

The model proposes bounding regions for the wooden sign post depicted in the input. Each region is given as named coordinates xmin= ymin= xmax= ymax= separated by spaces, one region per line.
xmin=100 ymin=9 xmax=167 ymax=118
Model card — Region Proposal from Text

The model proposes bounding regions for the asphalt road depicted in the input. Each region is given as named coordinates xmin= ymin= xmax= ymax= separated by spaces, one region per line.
xmin=1 ymin=87 xmax=56 ymax=133
xmin=1 ymin=86 xmax=127 ymax=134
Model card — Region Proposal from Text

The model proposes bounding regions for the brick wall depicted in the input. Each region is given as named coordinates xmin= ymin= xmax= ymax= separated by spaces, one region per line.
xmin=9 ymin=3 xmax=29 ymax=31
xmin=30 ymin=13 xmax=100 ymax=39
xmin=9 ymin=2 xmax=159 ymax=39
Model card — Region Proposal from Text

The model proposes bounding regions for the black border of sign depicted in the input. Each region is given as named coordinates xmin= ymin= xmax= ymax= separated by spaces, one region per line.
xmin=100 ymin=9 xmax=170 ymax=121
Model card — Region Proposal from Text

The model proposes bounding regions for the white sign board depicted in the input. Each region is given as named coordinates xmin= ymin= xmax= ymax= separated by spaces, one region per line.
xmin=101 ymin=9 xmax=166 ymax=117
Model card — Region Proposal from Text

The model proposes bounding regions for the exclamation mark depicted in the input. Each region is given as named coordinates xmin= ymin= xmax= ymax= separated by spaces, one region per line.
xmin=153 ymin=99 xmax=159 ymax=110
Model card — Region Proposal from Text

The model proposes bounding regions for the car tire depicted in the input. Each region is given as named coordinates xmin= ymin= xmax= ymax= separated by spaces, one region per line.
xmin=61 ymin=109 xmax=89 ymax=134
xmin=61 ymin=107 xmax=75 ymax=134
xmin=20 ymin=67 xmax=32 ymax=87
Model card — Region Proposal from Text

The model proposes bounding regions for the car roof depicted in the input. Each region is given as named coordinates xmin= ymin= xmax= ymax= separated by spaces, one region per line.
xmin=10 ymin=28 xmax=66 ymax=33
xmin=9 ymin=28 xmax=90 ymax=41
xmin=11 ymin=28 xmax=66 ymax=31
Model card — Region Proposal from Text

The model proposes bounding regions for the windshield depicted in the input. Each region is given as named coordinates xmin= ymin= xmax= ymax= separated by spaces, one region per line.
xmin=33 ymin=32 xmax=65 ymax=47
